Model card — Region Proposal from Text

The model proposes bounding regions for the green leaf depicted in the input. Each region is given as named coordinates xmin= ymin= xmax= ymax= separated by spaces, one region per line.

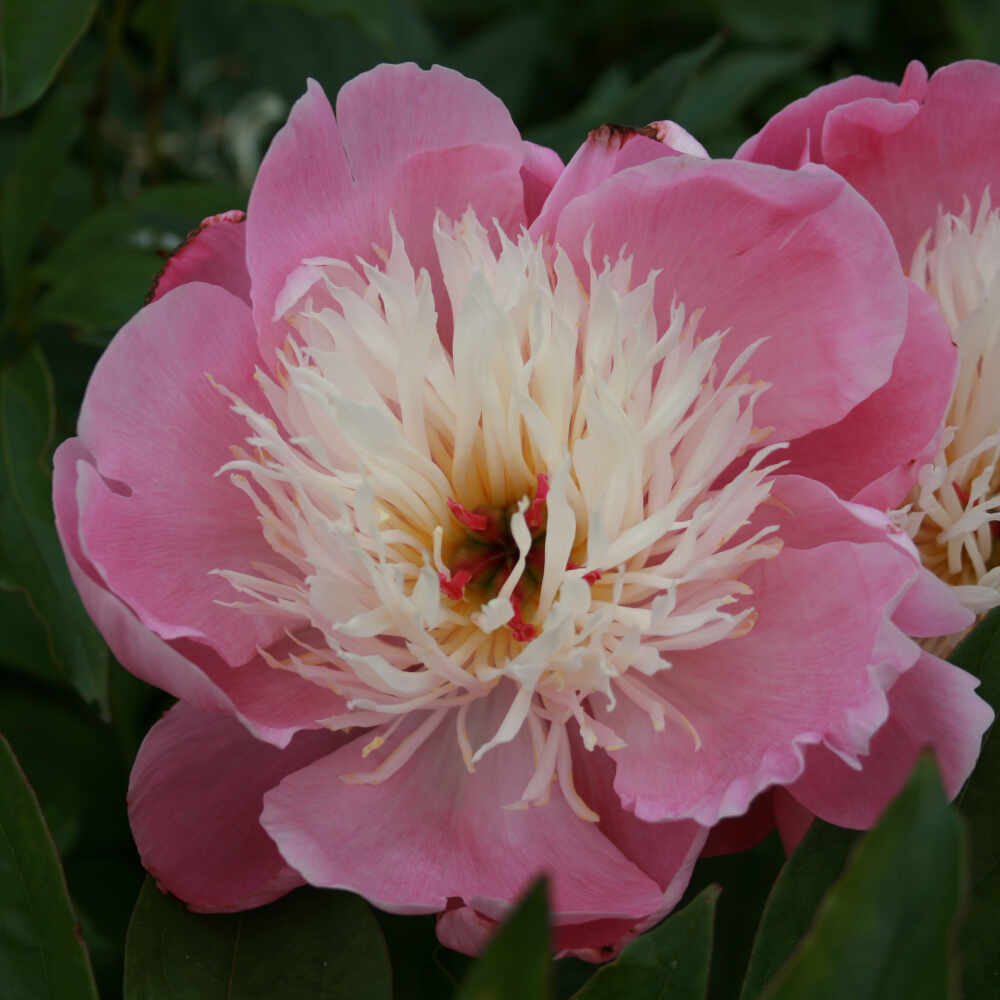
xmin=39 ymin=181 xmax=248 ymax=280
xmin=446 ymin=13 xmax=551 ymax=120
xmin=525 ymin=67 xmax=633 ymax=161
xmin=758 ymin=757 xmax=965 ymax=1000
xmin=2 ymin=88 xmax=84 ymax=303
xmin=0 ymin=682 xmax=128 ymax=857
xmin=375 ymin=911 xmax=470 ymax=1000
xmin=609 ymin=35 xmax=724 ymax=128
xmin=455 ymin=878 xmax=551 ymax=1000
xmin=683 ymin=831 xmax=785 ymax=1000
xmin=253 ymin=0 xmax=437 ymax=61
xmin=740 ymin=822 xmax=860 ymax=999
xmin=34 ymin=181 xmax=248 ymax=337
xmin=715 ymin=0 xmax=836 ymax=47
xmin=124 ymin=879 xmax=392 ymax=999
xmin=36 ymin=251 xmax=169 ymax=336
xmin=950 ymin=607 xmax=1000 ymax=995
xmin=0 ymin=346 xmax=109 ymax=712
xmin=0 ymin=734 xmax=99 ymax=1000
xmin=574 ymin=884 xmax=718 ymax=1000
xmin=670 ymin=47 xmax=811 ymax=153
xmin=0 ymin=0 xmax=97 ymax=116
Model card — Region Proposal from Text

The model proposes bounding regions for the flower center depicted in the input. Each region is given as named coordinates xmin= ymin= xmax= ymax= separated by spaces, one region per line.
xmin=215 ymin=210 xmax=784 ymax=817
xmin=906 ymin=191 xmax=1000 ymax=602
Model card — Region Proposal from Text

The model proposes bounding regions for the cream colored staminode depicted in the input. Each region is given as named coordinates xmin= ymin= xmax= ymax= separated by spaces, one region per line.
xmin=906 ymin=190 xmax=1000 ymax=630
xmin=212 ymin=210 xmax=784 ymax=819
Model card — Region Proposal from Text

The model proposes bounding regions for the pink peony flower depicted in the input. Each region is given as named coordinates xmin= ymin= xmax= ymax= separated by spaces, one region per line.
xmin=54 ymin=63 xmax=992 ymax=959
xmin=738 ymin=60 xmax=1000 ymax=634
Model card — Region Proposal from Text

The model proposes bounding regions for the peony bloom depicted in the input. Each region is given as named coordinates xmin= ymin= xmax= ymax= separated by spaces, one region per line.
xmin=738 ymin=60 xmax=1000 ymax=637
xmin=54 ymin=64 xmax=992 ymax=959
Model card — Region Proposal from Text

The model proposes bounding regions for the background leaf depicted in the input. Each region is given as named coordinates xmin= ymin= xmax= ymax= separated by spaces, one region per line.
xmin=0 ymin=0 xmax=97 ymax=116
xmin=574 ymin=885 xmax=718 ymax=1000
xmin=2 ymin=87 xmax=85 ymax=314
xmin=124 ymin=878 xmax=392 ymax=999
xmin=455 ymin=879 xmax=551 ymax=1000
xmin=758 ymin=757 xmax=964 ymax=1000
xmin=740 ymin=822 xmax=860 ymax=999
xmin=0 ymin=346 xmax=109 ymax=711
xmin=0 ymin=734 xmax=99 ymax=1000
xmin=950 ymin=608 xmax=1000 ymax=996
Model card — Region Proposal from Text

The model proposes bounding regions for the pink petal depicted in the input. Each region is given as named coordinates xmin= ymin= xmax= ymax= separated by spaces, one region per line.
xmin=149 ymin=210 xmax=250 ymax=305
xmin=735 ymin=71 xmax=908 ymax=168
xmin=891 ymin=567 xmax=974 ymax=638
xmin=549 ymin=156 xmax=906 ymax=442
xmin=771 ymin=787 xmax=814 ymax=854
xmin=604 ymin=500 xmax=926 ymax=826
xmin=247 ymin=71 xmax=527 ymax=365
xmin=439 ymin=731 xmax=707 ymax=962
xmin=333 ymin=62 xmax=523 ymax=184
xmin=55 ymin=440 xmax=345 ymax=747
xmin=740 ymin=60 xmax=1000 ymax=266
xmin=700 ymin=792 xmax=776 ymax=857
xmin=820 ymin=61 xmax=1000 ymax=263
xmin=520 ymin=140 xmax=564 ymax=223
xmin=129 ymin=702 xmax=343 ymax=911
xmin=261 ymin=687 xmax=665 ymax=921
xmin=247 ymin=79 xmax=355 ymax=360
xmin=529 ymin=124 xmax=679 ymax=240
xmin=786 ymin=652 xmax=993 ymax=828
xmin=74 ymin=282 xmax=295 ymax=666
xmin=778 ymin=280 xmax=956 ymax=502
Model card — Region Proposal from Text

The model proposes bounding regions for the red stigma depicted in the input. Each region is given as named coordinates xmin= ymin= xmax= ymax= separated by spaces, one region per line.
xmin=524 ymin=473 xmax=550 ymax=530
xmin=447 ymin=497 xmax=490 ymax=533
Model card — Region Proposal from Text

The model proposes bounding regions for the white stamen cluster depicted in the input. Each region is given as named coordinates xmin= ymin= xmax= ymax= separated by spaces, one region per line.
xmin=908 ymin=191 xmax=1000 ymax=613
xmin=215 ymin=210 xmax=784 ymax=819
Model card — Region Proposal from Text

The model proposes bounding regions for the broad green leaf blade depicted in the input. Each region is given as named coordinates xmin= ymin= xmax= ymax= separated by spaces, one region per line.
xmin=670 ymin=47 xmax=810 ymax=153
xmin=2 ymin=88 xmax=84 ymax=302
xmin=124 ymin=879 xmax=391 ymax=999
xmin=0 ymin=0 xmax=97 ymax=116
xmin=950 ymin=607 xmax=1000 ymax=995
xmin=610 ymin=35 xmax=724 ymax=129
xmin=455 ymin=878 xmax=551 ymax=1000
xmin=36 ymin=181 xmax=249 ymax=339
xmin=0 ymin=347 xmax=109 ymax=711
xmin=0 ymin=734 xmax=99 ymax=1000
xmin=682 ymin=831 xmax=785 ymax=1000
xmin=740 ymin=822 xmax=859 ymax=999
xmin=574 ymin=884 xmax=719 ymax=1000
xmin=759 ymin=757 xmax=964 ymax=1000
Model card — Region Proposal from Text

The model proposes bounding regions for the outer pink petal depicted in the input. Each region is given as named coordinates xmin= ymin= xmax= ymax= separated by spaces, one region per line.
xmin=550 ymin=156 xmax=906 ymax=442
xmin=248 ymin=71 xmax=527 ymax=364
xmin=734 ymin=70 xmax=911 ymax=168
xmin=333 ymin=62 xmax=523 ymax=183
xmin=605 ymin=506 xmax=924 ymax=826
xmin=528 ymin=124 xmax=679 ymax=240
xmin=777 ymin=280 xmax=955 ymax=502
xmin=520 ymin=141 xmax=564 ymax=223
xmin=771 ymin=787 xmax=814 ymax=854
xmin=700 ymin=792 xmax=776 ymax=857
xmin=261 ymin=687 xmax=665 ymax=921
xmin=821 ymin=60 xmax=1000 ymax=264
xmin=786 ymin=652 xmax=993 ymax=828
xmin=74 ymin=282 xmax=294 ymax=666
xmin=149 ymin=210 xmax=250 ymax=305
xmin=54 ymin=439 xmax=344 ymax=746
xmin=438 ymin=732 xmax=707 ymax=962
xmin=246 ymin=80 xmax=355 ymax=356
xmin=129 ymin=702 xmax=343 ymax=912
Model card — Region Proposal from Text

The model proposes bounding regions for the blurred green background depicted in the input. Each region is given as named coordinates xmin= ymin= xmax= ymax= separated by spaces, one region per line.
xmin=1 ymin=1 xmax=998 ymax=998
